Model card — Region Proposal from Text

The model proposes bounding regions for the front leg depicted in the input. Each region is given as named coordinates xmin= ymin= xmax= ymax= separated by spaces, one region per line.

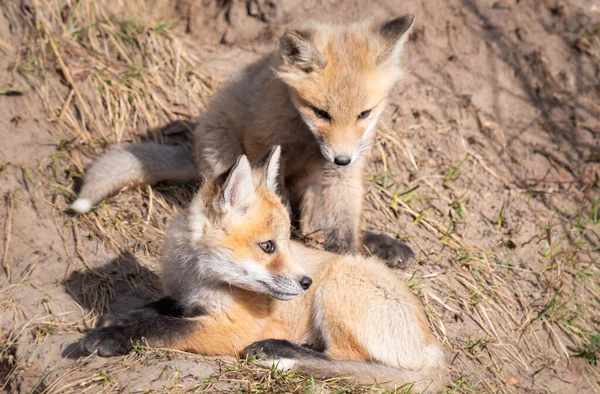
xmin=82 ymin=297 xmax=202 ymax=356
xmin=83 ymin=297 xmax=265 ymax=357
xmin=277 ymin=155 xmax=293 ymax=215
xmin=295 ymin=163 xmax=415 ymax=267
xmin=297 ymin=165 xmax=363 ymax=254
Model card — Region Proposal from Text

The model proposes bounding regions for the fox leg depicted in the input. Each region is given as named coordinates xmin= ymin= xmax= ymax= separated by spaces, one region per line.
xmin=83 ymin=297 xmax=263 ymax=357
xmin=297 ymin=164 xmax=414 ymax=267
xmin=297 ymin=166 xmax=363 ymax=254
xmin=193 ymin=119 xmax=244 ymax=177
xmin=82 ymin=297 xmax=203 ymax=356
xmin=243 ymin=339 xmax=329 ymax=362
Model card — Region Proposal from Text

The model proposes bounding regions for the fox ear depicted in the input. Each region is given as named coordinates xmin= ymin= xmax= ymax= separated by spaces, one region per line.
xmin=376 ymin=15 xmax=415 ymax=65
xmin=222 ymin=155 xmax=255 ymax=209
xmin=280 ymin=30 xmax=326 ymax=72
xmin=264 ymin=145 xmax=281 ymax=192
xmin=251 ymin=145 xmax=282 ymax=193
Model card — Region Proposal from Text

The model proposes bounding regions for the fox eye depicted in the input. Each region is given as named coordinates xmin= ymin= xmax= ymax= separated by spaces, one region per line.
xmin=313 ymin=107 xmax=331 ymax=121
xmin=358 ymin=109 xmax=371 ymax=120
xmin=258 ymin=241 xmax=276 ymax=254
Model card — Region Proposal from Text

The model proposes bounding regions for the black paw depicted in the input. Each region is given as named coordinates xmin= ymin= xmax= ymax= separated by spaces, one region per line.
xmin=243 ymin=339 xmax=328 ymax=360
xmin=96 ymin=313 xmax=128 ymax=328
xmin=82 ymin=327 xmax=132 ymax=357
xmin=243 ymin=339 xmax=277 ymax=360
xmin=361 ymin=231 xmax=415 ymax=269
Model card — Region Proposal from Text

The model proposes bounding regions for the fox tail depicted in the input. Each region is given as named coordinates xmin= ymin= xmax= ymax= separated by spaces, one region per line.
xmin=70 ymin=143 xmax=196 ymax=213
xmin=245 ymin=339 xmax=445 ymax=393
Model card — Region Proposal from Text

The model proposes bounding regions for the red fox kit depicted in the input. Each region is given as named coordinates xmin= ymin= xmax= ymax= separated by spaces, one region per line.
xmin=83 ymin=147 xmax=446 ymax=392
xmin=71 ymin=16 xmax=417 ymax=267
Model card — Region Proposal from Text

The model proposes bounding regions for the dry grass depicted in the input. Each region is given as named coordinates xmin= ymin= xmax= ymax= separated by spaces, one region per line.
xmin=0 ymin=0 xmax=599 ymax=393
xmin=368 ymin=123 xmax=600 ymax=391
xmin=32 ymin=345 xmax=403 ymax=394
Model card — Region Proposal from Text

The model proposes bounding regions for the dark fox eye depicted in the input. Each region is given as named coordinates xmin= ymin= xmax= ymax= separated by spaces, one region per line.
xmin=358 ymin=109 xmax=371 ymax=120
xmin=313 ymin=107 xmax=331 ymax=121
xmin=258 ymin=241 xmax=276 ymax=254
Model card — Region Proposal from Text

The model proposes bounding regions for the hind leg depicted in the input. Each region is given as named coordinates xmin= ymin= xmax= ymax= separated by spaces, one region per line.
xmin=314 ymin=260 xmax=438 ymax=371
xmin=193 ymin=120 xmax=244 ymax=177
xmin=310 ymin=272 xmax=372 ymax=362
xmin=242 ymin=339 xmax=329 ymax=373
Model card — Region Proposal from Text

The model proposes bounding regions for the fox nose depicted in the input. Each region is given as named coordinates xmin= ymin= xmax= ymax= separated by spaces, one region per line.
xmin=334 ymin=156 xmax=351 ymax=166
xmin=299 ymin=276 xmax=313 ymax=290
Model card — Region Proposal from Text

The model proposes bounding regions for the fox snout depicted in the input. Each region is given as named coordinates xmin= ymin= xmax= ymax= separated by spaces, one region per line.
xmin=283 ymin=273 xmax=313 ymax=293
xmin=299 ymin=276 xmax=312 ymax=290
xmin=315 ymin=140 xmax=356 ymax=167
xmin=265 ymin=272 xmax=313 ymax=301
xmin=315 ymin=126 xmax=376 ymax=167
xmin=333 ymin=155 xmax=352 ymax=166
xmin=319 ymin=142 xmax=357 ymax=167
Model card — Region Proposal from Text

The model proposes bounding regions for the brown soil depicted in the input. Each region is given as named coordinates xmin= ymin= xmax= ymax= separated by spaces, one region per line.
xmin=0 ymin=0 xmax=599 ymax=392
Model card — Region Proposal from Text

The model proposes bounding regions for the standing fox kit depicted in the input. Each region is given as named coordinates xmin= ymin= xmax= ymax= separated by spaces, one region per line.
xmin=71 ymin=15 xmax=417 ymax=267
xmin=83 ymin=148 xmax=446 ymax=391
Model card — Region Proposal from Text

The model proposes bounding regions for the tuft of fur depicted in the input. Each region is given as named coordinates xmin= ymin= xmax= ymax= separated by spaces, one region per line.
xmin=69 ymin=198 xmax=93 ymax=214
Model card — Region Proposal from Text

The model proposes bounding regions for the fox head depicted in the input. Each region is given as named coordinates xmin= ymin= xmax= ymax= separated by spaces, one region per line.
xmin=185 ymin=146 xmax=311 ymax=301
xmin=277 ymin=15 xmax=415 ymax=166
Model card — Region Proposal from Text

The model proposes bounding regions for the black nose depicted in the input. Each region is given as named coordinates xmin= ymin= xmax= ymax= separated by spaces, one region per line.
xmin=333 ymin=156 xmax=351 ymax=166
xmin=299 ymin=276 xmax=312 ymax=290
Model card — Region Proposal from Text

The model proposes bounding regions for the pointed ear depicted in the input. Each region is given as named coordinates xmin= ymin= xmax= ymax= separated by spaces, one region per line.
xmin=264 ymin=145 xmax=281 ymax=192
xmin=222 ymin=155 xmax=255 ymax=209
xmin=280 ymin=30 xmax=326 ymax=72
xmin=251 ymin=145 xmax=282 ymax=192
xmin=376 ymin=15 xmax=415 ymax=65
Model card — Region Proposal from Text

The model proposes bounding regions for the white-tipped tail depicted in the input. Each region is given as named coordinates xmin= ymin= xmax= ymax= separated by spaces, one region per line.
xmin=263 ymin=357 xmax=445 ymax=393
xmin=70 ymin=198 xmax=93 ymax=213
xmin=71 ymin=142 xmax=196 ymax=213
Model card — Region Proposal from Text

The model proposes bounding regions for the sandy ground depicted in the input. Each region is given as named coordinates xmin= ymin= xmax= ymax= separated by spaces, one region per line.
xmin=0 ymin=0 xmax=599 ymax=392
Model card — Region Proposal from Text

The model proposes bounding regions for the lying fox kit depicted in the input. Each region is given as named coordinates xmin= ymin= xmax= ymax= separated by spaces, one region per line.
xmin=71 ymin=15 xmax=417 ymax=268
xmin=83 ymin=147 xmax=446 ymax=392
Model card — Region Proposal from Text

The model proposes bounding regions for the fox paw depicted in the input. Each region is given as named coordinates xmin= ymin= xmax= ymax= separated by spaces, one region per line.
xmin=95 ymin=313 xmax=128 ymax=328
xmin=82 ymin=327 xmax=132 ymax=357
xmin=243 ymin=339 xmax=290 ymax=359
xmin=243 ymin=339 xmax=328 ymax=360
xmin=361 ymin=231 xmax=415 ymax=269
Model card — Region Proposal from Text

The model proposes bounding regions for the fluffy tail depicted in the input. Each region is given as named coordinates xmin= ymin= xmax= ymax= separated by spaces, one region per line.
xmin=245 ymin=339 xmax=445 ymax=392
xmin=284 ymin=358 xmax=444 ymax=392
xmin=70 ymin=143 xmax=196 ymax=213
